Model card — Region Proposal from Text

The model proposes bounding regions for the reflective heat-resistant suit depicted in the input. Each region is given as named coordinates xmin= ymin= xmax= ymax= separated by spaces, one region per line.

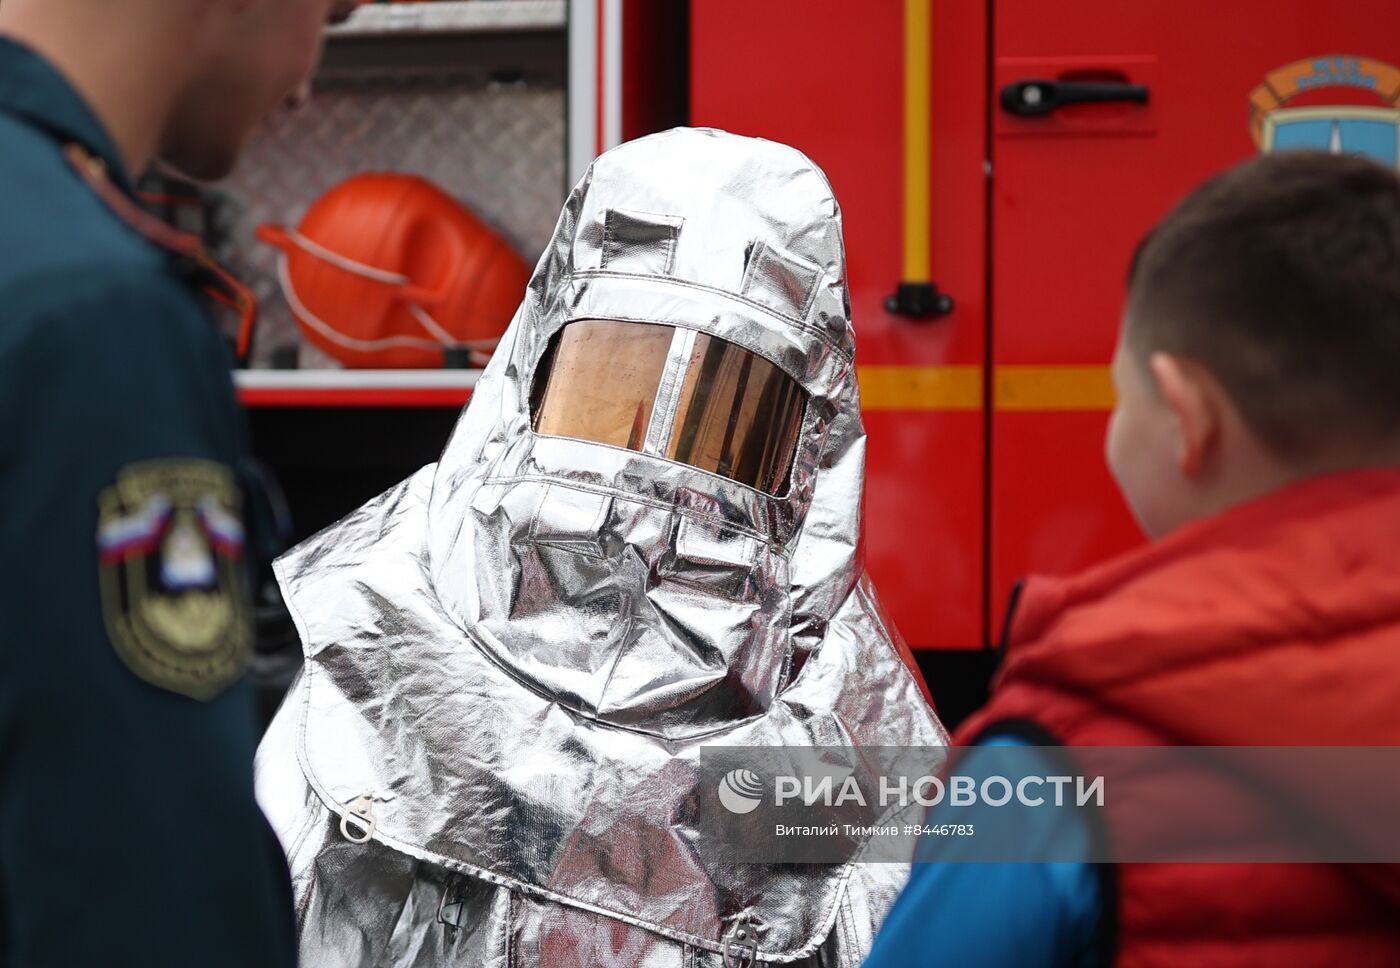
xmin=255 ymin=128 xmax=947 ymax=967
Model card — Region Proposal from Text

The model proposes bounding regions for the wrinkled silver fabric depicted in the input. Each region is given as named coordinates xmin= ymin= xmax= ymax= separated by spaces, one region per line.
xmin=256 ymin=127 xmax=948 ymax=967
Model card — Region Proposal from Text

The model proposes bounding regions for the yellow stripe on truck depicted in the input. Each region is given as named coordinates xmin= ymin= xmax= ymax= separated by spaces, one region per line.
xmin=994 ymin=365 xmax=1116 ymax=411
xmin=859 ymin=364 xmax=982 ymax=411
xmin=856 ymin=365 xmax=1116 ymax=411
xmin=902 ymin=0 xmax=932 ymax=282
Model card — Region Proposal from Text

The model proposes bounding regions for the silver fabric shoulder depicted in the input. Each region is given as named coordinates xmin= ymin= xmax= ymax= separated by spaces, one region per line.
xmin=256 ymin=128 xmax=946 ymax=966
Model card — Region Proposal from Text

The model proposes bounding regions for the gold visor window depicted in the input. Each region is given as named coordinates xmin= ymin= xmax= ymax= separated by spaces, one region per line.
xmin=531 ymin=320 xmax=807 ymax=496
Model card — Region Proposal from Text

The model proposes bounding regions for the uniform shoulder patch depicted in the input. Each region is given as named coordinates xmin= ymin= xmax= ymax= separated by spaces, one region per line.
xmin=96 ymin=459 xmax=250 ymax=701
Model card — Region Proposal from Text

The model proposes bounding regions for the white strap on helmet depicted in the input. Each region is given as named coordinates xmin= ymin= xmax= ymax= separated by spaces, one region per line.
xmin=275 ymin=228 xmax=500 ymax=361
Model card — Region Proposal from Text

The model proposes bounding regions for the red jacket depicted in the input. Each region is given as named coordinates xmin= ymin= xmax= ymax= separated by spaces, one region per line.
xmin=957 ymin=468 xmax=1400 ymax=967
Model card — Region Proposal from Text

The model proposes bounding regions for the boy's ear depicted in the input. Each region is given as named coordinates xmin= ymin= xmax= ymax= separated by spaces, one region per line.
xmin=1148 ymin=351 xmax=1219 ymax=477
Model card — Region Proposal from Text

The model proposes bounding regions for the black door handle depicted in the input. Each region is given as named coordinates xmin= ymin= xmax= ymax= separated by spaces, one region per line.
xmin=1000 ymin=79 xmax=1149 ymax=117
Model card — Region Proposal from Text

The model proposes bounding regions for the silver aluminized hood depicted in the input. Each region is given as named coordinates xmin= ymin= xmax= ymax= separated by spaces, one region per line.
xmin=260 ymin=128 xmax=946 ymax=964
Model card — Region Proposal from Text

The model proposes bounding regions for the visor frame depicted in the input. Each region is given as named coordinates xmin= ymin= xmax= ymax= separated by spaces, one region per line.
xmin=528 ymin=316 xmax=814 ymax=499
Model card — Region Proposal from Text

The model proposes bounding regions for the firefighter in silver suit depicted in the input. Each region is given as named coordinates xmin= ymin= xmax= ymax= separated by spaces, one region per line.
xmin=256 ymin=127 xmax=947 ymax=967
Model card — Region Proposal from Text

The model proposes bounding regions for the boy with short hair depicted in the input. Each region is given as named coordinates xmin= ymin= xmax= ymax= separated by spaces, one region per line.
xmin=865 ymin=150 xmax=1400 ymax=967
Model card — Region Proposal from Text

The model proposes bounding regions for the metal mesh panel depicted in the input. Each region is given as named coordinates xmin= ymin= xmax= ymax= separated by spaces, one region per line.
xmin=224 ymin=74 xmax=565 ymax=368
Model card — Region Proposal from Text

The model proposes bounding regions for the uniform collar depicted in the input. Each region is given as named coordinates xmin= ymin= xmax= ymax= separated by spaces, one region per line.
xmin=0 ymin=35 xmax=132 ymax=191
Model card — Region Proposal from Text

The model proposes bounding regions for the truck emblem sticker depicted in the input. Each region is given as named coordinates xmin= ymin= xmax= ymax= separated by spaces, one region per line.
xmin=1250 ymin=56 xmax=1400 ymax=169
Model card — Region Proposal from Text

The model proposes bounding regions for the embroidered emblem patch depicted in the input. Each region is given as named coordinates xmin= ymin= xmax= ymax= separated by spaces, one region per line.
xmin=97 ymin=460 xmax=250 ymax=700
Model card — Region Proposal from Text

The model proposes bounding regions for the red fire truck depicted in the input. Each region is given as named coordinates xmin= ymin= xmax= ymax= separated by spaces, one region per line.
xmin=686 ymin=0 xmax=1400 ymax=656
xmin=233 ymin=0 xmax=1400 ymax=720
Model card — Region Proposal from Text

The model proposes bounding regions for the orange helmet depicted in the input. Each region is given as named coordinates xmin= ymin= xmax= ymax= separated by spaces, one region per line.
xmin=258 ymin=173 xmax=530 ymax=369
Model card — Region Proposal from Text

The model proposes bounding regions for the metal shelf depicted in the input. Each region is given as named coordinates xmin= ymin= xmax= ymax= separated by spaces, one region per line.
xmin=235 ymin=369 xmax=480 ymax=408
xmin=317 ymin=1 xmax=568 ymax=87
xmin=329 ymin=1 xmax=566 ymax=38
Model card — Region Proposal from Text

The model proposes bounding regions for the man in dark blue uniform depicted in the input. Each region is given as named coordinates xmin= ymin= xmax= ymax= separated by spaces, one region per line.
xmin=0 ymin=0 xmax=356 ymax=964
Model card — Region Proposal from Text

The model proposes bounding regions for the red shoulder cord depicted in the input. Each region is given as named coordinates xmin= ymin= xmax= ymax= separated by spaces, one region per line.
xmin=63 ymin=143 xmax=258 ymax=361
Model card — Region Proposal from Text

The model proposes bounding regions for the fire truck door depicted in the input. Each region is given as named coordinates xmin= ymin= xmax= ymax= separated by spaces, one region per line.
xmin=692 ymin=0 xmax=990 ymax=650
xmin=990 ymin=0 xmax=1400 ymax=621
